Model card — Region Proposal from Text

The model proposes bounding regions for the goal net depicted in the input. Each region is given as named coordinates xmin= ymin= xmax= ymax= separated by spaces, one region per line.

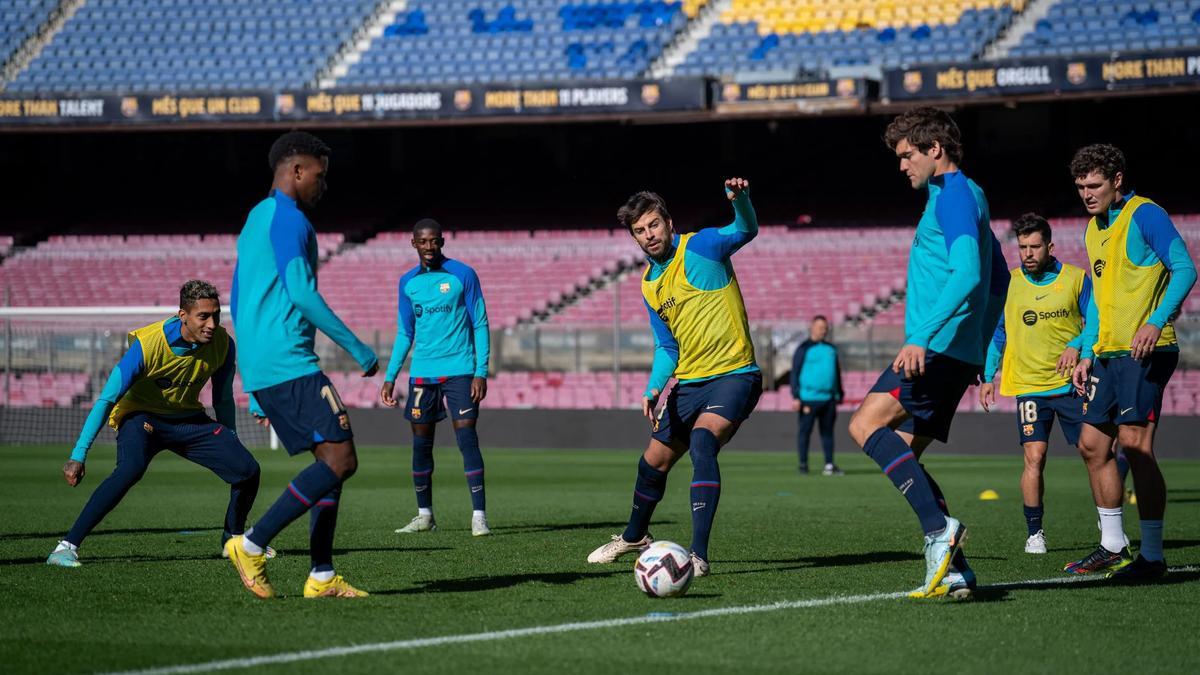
xmin=0 ymin=306 xmax=273 ymax=449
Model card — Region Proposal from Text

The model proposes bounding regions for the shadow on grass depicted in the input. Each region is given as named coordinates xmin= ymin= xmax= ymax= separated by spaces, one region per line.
xmin=0 ymin=526 xmax=221 ymax=542
xmin=374 ymin=568 xmax=630 ymax=595
xmin=274 ymin=546 xmax=455 ymax=557
xmin=6 ymin=545 xmax=453 ymax=566
xmin=723 ymin=550 xmax=922 ymax=567
xmin=1051 ymin=539 xmax=1200 ymax=555
xmin=913 ymin=569 xmax=1200 ymax=605
xmin=493 ymin=520 xmax=676 ymax=535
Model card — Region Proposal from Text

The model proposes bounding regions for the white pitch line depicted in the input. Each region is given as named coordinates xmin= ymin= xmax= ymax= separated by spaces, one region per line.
xmin=100 ymin=566 xmax=1200 ymax=675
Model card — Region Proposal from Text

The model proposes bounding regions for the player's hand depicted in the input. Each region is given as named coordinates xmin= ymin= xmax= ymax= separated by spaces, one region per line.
xmin=724 ymin=177 xmax=749 ymax=200
xmin=1072 ymin=358 xmax=1093 ymax=396
xmin=63 ymin=460 xmax=85 ymax=487
xmin=380 ymin=381 xmax=400 ymax=408
xmin=253 ymin=414 xmax=271 ymax=428
xmin=1130 ymin=323 xmax=1161 ymax=361
xmin=892 ymin=344 xmax=926 ymax=379
xmin=979 ymin=382 xmax=995 ymax=412
xmin=471 ymin=377 xmax=488 ymax=403
xmin=363 ymin=361 xmax=379 ymax=378
xmin=642 ymin=391 xmax=660 ymax=424
xmin=1055 ymin=346 xmax=1080 ymax=378
xmin=791 ymin=399 xmax=802 ymax=412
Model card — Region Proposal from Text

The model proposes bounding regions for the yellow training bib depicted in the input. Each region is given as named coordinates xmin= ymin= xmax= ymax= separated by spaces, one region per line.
xmin=999 ymin=263 xmax=1086 ymax=397
xmin=108 ymin=318 xmax=230 ymax=429
xmin=1085 ymin=195 xmax=1176 ymax=357
xmin=641 ymin=233 xmax=756 ymax=381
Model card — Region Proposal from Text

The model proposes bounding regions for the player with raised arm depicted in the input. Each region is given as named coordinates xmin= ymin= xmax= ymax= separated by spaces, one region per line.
xmin=979 ymin=214 xmax=1090 ymax=554
xmin=46 ymin=281 xmax=262 ymax=567
xmin=381 ymin=218 xmax=491 ymax=536
xmin=1066 ymin=144 xmax=1196 ymax=581
xmin=223 ymin=131 xmax=379 ymax=599
xmin=847 ymin=107 xmax=1008 ymax=599
xmin=586 ymin=178 xmax=762 ymax=577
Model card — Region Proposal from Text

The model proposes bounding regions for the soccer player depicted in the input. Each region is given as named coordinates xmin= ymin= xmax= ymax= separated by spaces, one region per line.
xmin=224 ymin=131 xmax=379 ymax=599
xmin=586 ymin=177 xmax=762 ymax=577
xmin=979 ymin=214 xmax=1090 ymax=555
xmin=46 ymin=280 xmax=261 ymax=567
xmin=790 ymin=315 xmax=845 ymax=475
xmin=1067 ymin=144 xmax=1196 ymax=580
xmin=846 ymin=107 xmax=1007 ymax=599
xmin=380 ymin=218 xmax=491 ymax=536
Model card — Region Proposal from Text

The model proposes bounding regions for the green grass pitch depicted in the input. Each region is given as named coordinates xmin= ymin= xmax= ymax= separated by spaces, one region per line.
xmin=2 ymin=444 xmax=1199 ymax=674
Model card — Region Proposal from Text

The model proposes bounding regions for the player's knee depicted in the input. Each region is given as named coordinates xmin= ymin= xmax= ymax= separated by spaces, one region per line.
xmin=847 ymin=411 xmax=875 ymax=448
xmin=112 ymin=461 xmax=148 ymax=485
xmin=1116 ymin=430 xmax=1152 ymax=455
xmin=318 ymin=446 xmax=358 ymax=479
xmin=235 ymin=456 xmax=261 ymax=483
xmin=336 ymin=454 xmax=358 ymax=479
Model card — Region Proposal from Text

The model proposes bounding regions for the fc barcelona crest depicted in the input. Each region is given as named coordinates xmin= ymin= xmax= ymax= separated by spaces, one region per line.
xmin=1022 ymin=423 xmax=1035 ymax=437
xmin=903 ymin=70 xmax=923 ymax=94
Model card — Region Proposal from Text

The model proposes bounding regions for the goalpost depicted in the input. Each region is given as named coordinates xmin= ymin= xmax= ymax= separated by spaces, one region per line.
xmin=0 ymin=306 xmax=275 ymax=449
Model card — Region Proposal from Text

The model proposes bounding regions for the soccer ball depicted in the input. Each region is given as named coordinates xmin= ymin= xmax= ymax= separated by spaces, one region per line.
xmin=634 ymin=541 xmax=694 ymax=598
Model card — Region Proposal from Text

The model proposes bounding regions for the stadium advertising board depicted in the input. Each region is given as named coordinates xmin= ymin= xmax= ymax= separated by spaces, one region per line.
xmin=0 ymin=78 xmax=707 ymax=127
xmin=0 ymin=93 xmax=272 ymax=125
xmin=286 ymin=77 xmax=707 ymax=120
xmin=712 ymin=78 xmax=868 ymax=113
xmin=885 ymin=48 xmax=1200 ymax=100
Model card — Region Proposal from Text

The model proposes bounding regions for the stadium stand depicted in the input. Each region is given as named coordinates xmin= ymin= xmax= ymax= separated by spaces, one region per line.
xmin=675 ymin=0 xmax=1022 ymax=77
xmin=549 ymin=225 xmax=912 ymax=326
xmin=0 ymin=235 xmax=13 ymax=258
xmin=318 ymin=228 xmax=640 ymax=335
xmin=5 ymin=0 xmax=379 ymax=93
xmin=0 ymin=371 xmax=89 ymax=407
xmin=339 ymin=0 xmax=689 ymax=86
xmin=0 ymin=0 xmax=58 ymax=67
xmin=1010 ymin=0 xmax=1200 ymax=57
xmin=0 ymin=233 xmax=343 ymax=307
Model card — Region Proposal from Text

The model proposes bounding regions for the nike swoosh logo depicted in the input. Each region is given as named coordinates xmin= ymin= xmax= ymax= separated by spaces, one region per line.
xmin=1035 ymin=294 xmax=1048 ymax=301
xmin=459 ymin=408 xmax=474 ymax=415
xmin=1120 ymin=407 xmax=1134 ymax=415
xmin=705 ymin=405 xmax=723 ymax=410
xmin=1101 ymin=238 xmax=1111 ymax=247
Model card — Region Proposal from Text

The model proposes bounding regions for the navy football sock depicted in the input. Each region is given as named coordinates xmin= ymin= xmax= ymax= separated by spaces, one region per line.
xmin=1116 ymin=450 xmax=1131 ymax=486
xmin=1024 ymin=504 xmax=1045 ymax=536
xmin=455 ymin=426 xmax=486 ymax=511
xmin=309 ymin=487 xmax=341 ymax=573
xmin=689 ymin=428 xmax=722 ymax=562
xmin=863 ymin=428 xmax=946 ymax=536
xmin=622 ymin=457 xmax=667 ymax=543
xmin=248 ymin=460 xmax=339 ymax=548
xmin=222 ymin=470 xmax=260 ymax=544
xmin=412 ymin=434 xmax=435 ymax=511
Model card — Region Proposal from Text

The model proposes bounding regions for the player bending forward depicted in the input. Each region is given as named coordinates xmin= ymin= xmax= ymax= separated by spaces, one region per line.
xmin=587 ymin=178 xmax=762 ymax=577
xmin=47 ymin=281 xmax=262 ymax=567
